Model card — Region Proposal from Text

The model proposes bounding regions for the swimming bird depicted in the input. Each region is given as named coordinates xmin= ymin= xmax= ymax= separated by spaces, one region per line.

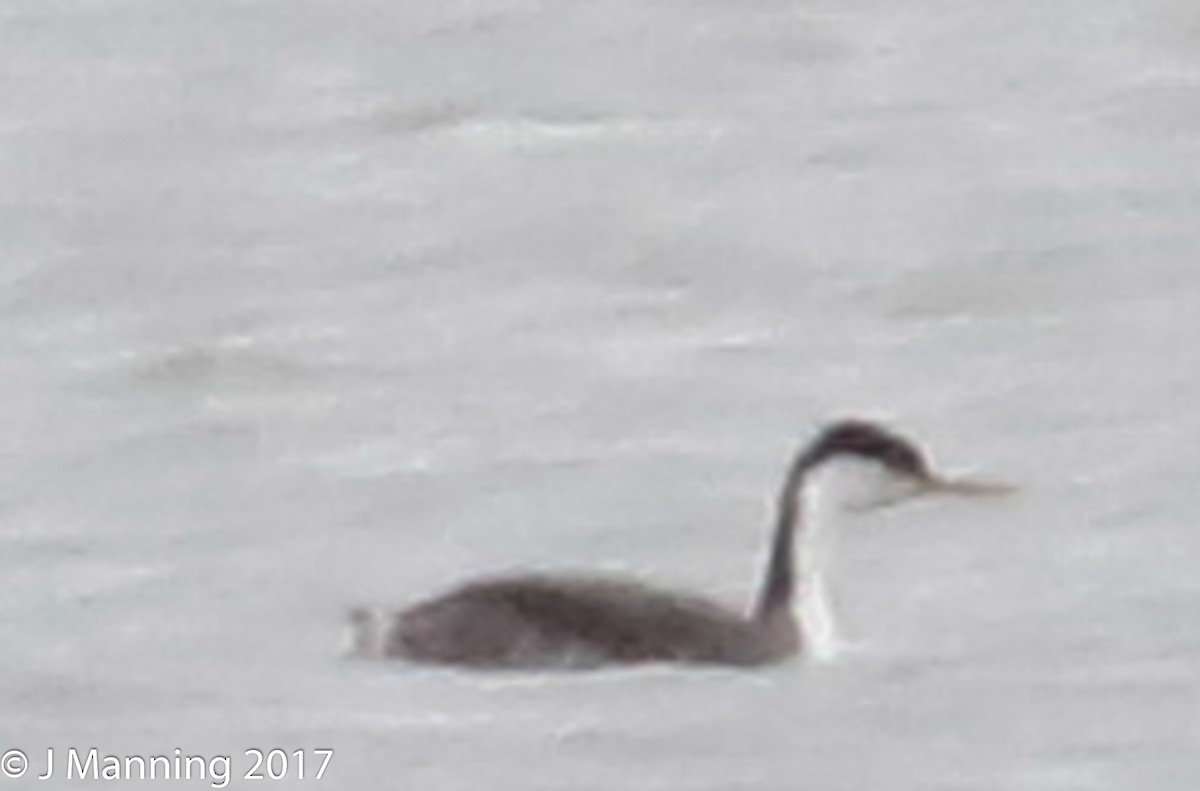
xmin=349 ymin=420 xmax=1010 ymax=668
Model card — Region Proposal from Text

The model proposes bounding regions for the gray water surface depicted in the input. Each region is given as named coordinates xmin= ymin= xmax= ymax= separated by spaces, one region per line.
xmin=2 ymin=1 xmax=1199 ymax=788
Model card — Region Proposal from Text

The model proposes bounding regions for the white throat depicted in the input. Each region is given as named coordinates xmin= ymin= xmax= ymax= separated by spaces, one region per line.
xmin=794 ymin=460 xmax=885 ymax=661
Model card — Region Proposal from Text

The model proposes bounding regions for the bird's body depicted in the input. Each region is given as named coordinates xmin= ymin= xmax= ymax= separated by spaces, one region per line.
xmin=349 ymin=420 xmax=1007 ymax=669
xmin=387 ymin=574 xmax=795 ymax=668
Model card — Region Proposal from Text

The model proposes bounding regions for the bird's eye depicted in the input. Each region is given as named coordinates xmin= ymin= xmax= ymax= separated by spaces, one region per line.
xmin=888 ymin=446 xmax=926 ymax=476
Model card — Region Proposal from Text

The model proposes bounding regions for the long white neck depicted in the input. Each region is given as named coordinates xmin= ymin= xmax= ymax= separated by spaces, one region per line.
xmin=796 ymin=484 xmax=843 ymax=661
xmin=754 ymin=457 xmax=881 ymax=660
xmin=795 ymin=460 xmax=872 ymax=661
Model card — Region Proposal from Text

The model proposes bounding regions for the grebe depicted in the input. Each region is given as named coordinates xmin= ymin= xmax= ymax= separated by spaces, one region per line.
xmin=349 ymin=420 xmax=1010 ymax=668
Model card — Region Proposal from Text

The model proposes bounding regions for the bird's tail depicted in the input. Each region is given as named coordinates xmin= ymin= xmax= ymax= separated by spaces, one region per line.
xmin=344 ymin=606 xmax=390 ymax=658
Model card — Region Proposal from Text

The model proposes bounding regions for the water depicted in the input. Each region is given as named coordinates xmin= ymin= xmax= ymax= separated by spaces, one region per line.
xmin=2 ymin=0 xmax=1198 ymax=788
